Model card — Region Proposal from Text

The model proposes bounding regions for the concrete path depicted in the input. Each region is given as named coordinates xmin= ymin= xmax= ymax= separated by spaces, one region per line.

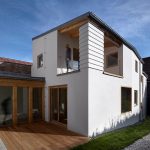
xmin=124 ymin=134 xmax=150 ymax=150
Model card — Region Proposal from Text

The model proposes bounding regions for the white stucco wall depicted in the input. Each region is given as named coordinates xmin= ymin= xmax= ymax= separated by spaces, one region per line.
xmin=32 ymin=31 xmax=89 ymax=136
xmin=87 ymin=22 xmax=146 ymax=137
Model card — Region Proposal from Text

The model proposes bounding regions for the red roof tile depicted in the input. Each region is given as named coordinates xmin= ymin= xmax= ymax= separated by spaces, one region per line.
xmin=0 ymin=57 xmax=32 ymax=65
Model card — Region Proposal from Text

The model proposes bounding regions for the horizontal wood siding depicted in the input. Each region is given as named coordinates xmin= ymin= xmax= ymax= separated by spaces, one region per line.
xmin=79 ymin=22 xmax=104 ymax=70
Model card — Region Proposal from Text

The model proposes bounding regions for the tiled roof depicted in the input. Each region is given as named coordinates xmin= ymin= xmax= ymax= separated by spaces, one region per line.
xmin=0 ymin=57 xmax=32 ymax=65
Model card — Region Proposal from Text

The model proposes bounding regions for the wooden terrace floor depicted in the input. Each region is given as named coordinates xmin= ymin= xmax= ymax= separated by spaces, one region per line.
xmin=0 ymin=122 xmax=89 ymax=150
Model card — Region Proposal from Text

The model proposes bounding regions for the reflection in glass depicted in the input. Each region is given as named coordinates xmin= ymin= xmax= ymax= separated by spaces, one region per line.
xmin=0 ymin=86 xmax=12 ymax=126
xmin=33 ymin=88 xmax=42 ymax=121
xmin=17 ymin=87 xmax=28 ymax=123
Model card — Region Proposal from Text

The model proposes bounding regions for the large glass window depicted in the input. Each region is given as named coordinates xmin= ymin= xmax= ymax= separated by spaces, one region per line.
xmin=33 ymin=88 xmax=42 ymax=121
xmin=106 ymin=52 xmax=118 ymax=67
xmin=121 ymin=87 xmax=132 ymax=113
xmin=0 ymin=86 xmax=12 ymax=126
xmin=17 ymin=87 xmax=28 ymax=123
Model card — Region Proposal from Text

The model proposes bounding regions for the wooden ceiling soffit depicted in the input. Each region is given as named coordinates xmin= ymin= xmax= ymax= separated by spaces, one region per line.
xmin=105 ymin=31 xmax=122 ymax=47
xmin=105 ymin=36 xmax=121 ymax=47
xmin=59 ymin=19 xmax=88 ymax=33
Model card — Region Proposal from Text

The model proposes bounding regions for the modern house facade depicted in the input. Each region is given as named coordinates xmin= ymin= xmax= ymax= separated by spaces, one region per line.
xmin=143 ymin=57 xmax=150 ymax=115
xmin=31 ymin=12 xmax=147 ymax=137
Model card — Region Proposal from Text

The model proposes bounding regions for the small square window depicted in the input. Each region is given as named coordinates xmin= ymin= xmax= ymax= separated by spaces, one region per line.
xmin=135 ymin=60 xmax=138 ymax=73
xmin=134 ymin=90 xmax=138 ymax=105
xmin=37 ymin=54 xmax=43 ymax=68
xmin=106 ymin=52 xmax=118 ymax=68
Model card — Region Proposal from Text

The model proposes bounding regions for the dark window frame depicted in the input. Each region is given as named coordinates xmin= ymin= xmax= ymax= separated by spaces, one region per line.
xmin=121 ymin=87 xmax=132 ymax=113
xmin=37 ymin=54 xmax=43 ymax=68
xmin=106 ymin=52 xmax=118 ymax=68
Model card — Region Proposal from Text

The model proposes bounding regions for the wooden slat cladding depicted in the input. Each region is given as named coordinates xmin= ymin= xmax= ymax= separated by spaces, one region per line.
xmin=0 ymin=78 xmax=44 ymax=87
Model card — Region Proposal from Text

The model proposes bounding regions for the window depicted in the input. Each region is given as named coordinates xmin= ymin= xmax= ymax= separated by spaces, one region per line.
xmin=134 ymin=90 xmax=138 ymax=105
xmin=106 ymin=52 xmax=118 ymax=67
xmin=37 ymin=54 xmax=43 ymax=68
xmin=135 ymin=60 xmax=138 ymax=73
xmin=121 ymin=87 xmax=132 ymax=113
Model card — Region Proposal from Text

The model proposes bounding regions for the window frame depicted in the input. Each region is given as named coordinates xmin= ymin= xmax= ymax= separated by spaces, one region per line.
xmin=37 ymin=54 xmax=43 ymax=68
xmin=106 ymin=52 xmax=118 ymax=68
xmin=135 ymin=60 xmax=138 ymax=73
xmin=121 ymin=87 xmax=132 ymax=113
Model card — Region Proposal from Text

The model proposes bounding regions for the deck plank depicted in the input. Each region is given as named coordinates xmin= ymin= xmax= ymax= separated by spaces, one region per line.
xmin=0 ymin=122 xmax=88 ymax=150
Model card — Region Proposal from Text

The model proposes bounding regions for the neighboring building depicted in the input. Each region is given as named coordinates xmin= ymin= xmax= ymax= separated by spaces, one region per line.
xmin=0 ymin=57 xmax=45 ymax=126
xmin=31 ymin=12 xmax=147 ymax=137
xmin=143 ymin=57 xmax=150 ymax=115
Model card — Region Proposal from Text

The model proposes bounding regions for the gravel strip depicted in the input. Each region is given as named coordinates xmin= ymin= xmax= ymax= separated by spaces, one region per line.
xmin=124 ymin=134 xmax=150 ymax=150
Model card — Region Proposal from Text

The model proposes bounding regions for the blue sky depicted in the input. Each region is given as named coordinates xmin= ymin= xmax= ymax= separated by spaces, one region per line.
xmin=0 ymin=0 xmax=150 ymax=62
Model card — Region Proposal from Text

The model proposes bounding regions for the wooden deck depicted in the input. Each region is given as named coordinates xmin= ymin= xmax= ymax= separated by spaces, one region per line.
xmin=0 ymin=122 xmax=89 ymax=150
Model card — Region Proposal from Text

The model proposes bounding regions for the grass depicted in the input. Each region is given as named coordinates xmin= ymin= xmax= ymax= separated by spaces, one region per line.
xmin=72 ymin=118 xmax=150 ymax=150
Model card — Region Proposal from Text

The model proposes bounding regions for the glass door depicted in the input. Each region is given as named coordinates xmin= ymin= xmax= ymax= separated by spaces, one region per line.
xmin=17 ymin=87 xmax=28 ymax=123
xmin=50 ymin=86 xmax=67 ymax=124
xmin=59 ymin=88 xmax=67 ymax=124
xmin=51 ymin=88 xmax=59 ymax=122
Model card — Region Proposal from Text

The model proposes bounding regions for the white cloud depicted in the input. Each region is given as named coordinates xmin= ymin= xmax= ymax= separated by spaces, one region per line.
xmin=101 ymin=0 xmax=150 ymax=39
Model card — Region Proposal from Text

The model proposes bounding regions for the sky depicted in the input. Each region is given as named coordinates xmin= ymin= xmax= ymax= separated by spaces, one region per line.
xmin=0 ymin=0 xmax=150 ymax=62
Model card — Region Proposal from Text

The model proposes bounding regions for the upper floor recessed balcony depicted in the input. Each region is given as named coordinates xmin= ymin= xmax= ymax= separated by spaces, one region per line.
xmin=57 ymin=20 xmax=87 ymax=75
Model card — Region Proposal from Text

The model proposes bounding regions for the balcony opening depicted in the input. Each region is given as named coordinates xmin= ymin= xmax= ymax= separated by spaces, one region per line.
xmin=57 ymin=20 xmax=87 ymax=75
xmin=104 ymin=34 xmax=123 ymax=76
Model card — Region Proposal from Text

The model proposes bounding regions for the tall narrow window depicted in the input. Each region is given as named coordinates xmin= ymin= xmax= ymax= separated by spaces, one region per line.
xmin=121 ymin=87 xmax=132 ymax=113
xmin=106 ymin=52 xmax=118 ymax=68
xmin=135 ymin=60 xmax=138 ymax=73
xmin=134 ymin=90 xmax=138 ymax=105
xmin=37 ymin=54 xmax=43 ymax=68
xmin=73 ymin=48 xmax=79 ymax=70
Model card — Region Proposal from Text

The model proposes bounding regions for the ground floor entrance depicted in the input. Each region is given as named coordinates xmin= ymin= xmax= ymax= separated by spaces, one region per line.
xmin=50 ymin=85 xmax=67 ymax=125
xmin=0 ymin=78 xmax=45 ymax=126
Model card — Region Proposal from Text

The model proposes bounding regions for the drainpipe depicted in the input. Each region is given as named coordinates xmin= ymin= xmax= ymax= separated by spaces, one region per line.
xmin=139 ymin=62 xmax=142 ymax=121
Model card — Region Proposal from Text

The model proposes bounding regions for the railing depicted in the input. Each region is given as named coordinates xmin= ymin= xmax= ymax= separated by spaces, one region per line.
xmin=57 ymin=60 xmax=80 ymax=75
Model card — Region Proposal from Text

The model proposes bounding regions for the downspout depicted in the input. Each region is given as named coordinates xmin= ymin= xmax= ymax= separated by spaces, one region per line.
xmin=139 ymin=62 xmax=142 ymax=121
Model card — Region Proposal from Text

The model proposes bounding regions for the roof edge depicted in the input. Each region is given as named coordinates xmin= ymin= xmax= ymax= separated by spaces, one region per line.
xmin=32 ymin=11 xmax=143 ymax=63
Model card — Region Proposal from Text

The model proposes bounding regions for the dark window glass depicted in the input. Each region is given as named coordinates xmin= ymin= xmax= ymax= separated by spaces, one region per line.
xmin=107 ymin=52 xmax=118 ymax=67
xmin=135 ymin=60 xmax=138 ymax=73
xmin=121 ymin=87 xmax=132 ymax=113
xmin=73 ymin=48 xmax=79 ymax=61
xmin=33 ymin=88 xmax=42 ymax=121
xmin=134 ymin=90 xmax=138 ymax=105
xmin=17 ymin=87 xmax=29 ymax=123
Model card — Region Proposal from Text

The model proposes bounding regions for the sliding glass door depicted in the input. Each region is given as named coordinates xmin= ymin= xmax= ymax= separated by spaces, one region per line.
xmin=0 ymin=86 xmax=12 ymax=126
xmin=33 ymin=88 xmax=42 ymax=121
xmin=50 ymin=86 xmax=67 ymax=124
xmin=17 ymin=87 xmax=28 ymax=123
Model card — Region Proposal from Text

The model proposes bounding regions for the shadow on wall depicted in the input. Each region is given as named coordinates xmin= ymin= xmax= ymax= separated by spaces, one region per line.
xmin=91 ymin=108 xmax=145 ymax=138
xmin=91 ymin=86 xmax=147 ymax=138
xmin=92 ymin=113 xmax=140 ymax=138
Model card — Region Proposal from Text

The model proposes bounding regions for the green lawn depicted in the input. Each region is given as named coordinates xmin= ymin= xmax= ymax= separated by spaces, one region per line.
xmin=72 ymin=118 xmax=150 ymax=150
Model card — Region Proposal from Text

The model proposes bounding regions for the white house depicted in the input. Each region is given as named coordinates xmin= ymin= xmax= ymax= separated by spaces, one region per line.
xmin=31 ymin=12 xmax=147 ymax=137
